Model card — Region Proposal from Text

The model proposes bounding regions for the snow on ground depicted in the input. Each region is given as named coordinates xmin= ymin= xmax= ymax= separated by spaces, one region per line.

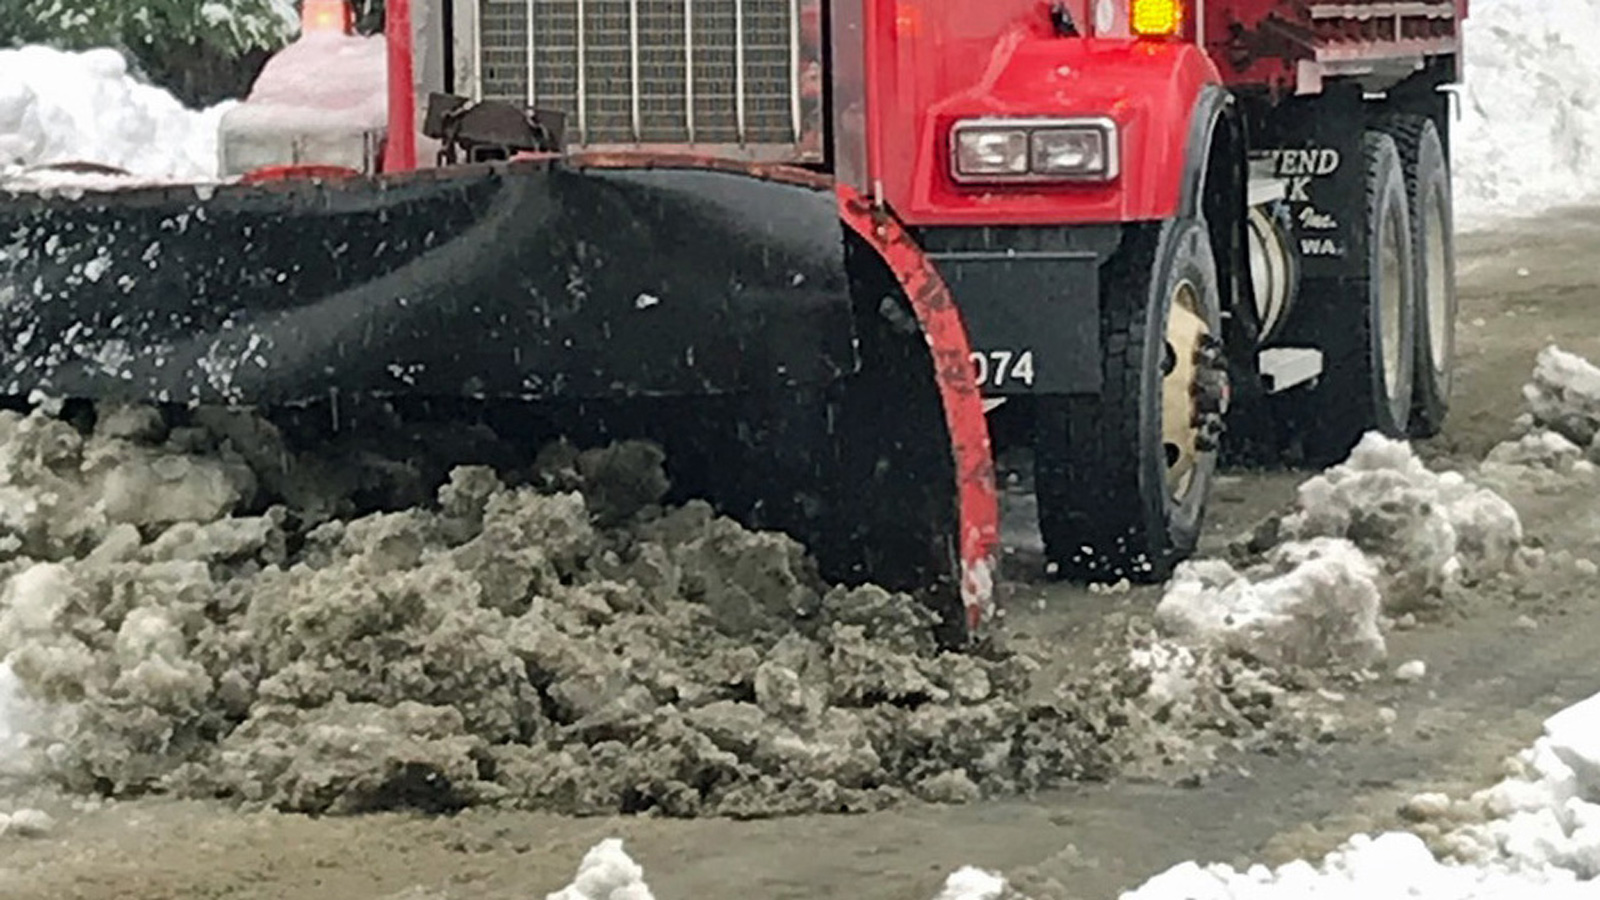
xmin=1155 ymin=538 xmax=1386 ymax=670
xmin=548 ymin=677 xmax=1600 ymax=899
xmin=1117 ymin=691 xmax=1600 ymax=899
xmin=1150 ymin=435 xmax=1522 ymax=674
xmin=0 ymin=46 xmax=231 ymax=182
xmin=926 ymin=346 xmax=1600 ymax=899
xmin=545 ymin=838 xmax=656 ymax=900
xmin=1454 ymin=0 xmax=1600 ymax=227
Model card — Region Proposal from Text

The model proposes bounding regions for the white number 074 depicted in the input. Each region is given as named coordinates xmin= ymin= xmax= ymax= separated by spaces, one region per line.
xmin=970 ymin=349 xmax=1036 ymax=389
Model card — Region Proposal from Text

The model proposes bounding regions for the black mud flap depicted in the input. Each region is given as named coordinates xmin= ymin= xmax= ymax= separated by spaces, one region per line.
xmin=0 ymin=161 xmax=981 ymax=644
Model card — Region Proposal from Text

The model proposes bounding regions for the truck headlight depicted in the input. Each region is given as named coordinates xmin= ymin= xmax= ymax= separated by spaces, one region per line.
xmin=952 ymin=128 xmax=1030 ymax=177
xmin=950 ymin=118 xmax=1118 ymax=183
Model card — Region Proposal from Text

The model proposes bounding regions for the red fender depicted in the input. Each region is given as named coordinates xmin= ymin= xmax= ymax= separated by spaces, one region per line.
xmin=836 ymin=186 xmax=1001 ymax=632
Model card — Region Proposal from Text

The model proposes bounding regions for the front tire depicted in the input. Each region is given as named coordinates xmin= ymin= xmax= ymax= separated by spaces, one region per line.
xmin=1034 ymin=218 xmax=1226 ymax=583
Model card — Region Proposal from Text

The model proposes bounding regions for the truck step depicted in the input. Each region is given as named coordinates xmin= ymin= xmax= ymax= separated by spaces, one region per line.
xmin=1258 ymin=347 xmax=1324 ymax=393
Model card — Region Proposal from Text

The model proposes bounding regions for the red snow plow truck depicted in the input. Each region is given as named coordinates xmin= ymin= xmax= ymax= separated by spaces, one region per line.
xmin=0 ymin=0 xmax=1465 ymax=643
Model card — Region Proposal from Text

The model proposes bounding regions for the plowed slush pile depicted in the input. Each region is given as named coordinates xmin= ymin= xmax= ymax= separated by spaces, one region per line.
xmin=0 ymin=405 xmax=1332 ymax=819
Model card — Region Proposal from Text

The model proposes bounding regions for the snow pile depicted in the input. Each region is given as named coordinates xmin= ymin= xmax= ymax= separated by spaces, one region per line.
xmin=1521 ymin=345 xmax=1600 ymax=456
xmin=1151 ymin=435 xmax=1521 ymax=673
xmin=0 ymin=404 xmax=1307 ymax=817
xmin=1273 ymin=435 xmax=1523 ymax=601
xmin=1454 ymin=0 xmax=1600 ymax=226
xmin=1116 ymin=691 xmax=1600 ymax=899
xmin=1481 ymin=346 xmax=1600 ymax=493
xmin=930 ymin=866 xmax=1021 ymax=900
xmin=1441 ymin=693 xmax=1600 ymax=876
xmin=0 ymin=46 xmax=230 ymax=182
xmin=546 ymin=839 xmax=655 ymax=900
xmin=1156 ymin=538 xmax=1385 ymax=670
xmin=1123 ymin=831 xmax=1589 ymax=899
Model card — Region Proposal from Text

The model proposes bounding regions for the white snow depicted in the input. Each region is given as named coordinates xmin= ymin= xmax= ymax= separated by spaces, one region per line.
xmin=1394 ymin=659 xmax=1428 ymax=683
xmin=0 ymin=808 xmax=54 ymax=838
xmin=931 ymin=866 xmax=1014 ymax=900
xmin=544 ymin=841 xmax=1025 ymax=900
xmin=1454 ymin=0 xmax=1600 ymax=227
xmin=1112 ymin=690 xmax=1600 ymax=898
xmin=0 ymin=46 xmax=232 ymax=184
xmin=545 ymin=838 xmax=656 ymax=900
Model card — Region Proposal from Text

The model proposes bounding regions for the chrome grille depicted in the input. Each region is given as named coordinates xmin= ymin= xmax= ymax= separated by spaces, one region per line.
xmin=475 ymin=0 xmax=818 ymax=158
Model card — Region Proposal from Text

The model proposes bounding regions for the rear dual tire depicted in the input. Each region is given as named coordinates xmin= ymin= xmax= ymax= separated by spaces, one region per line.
xmin=1300 ymin=131 xmax=1418 ymax=463
xmin=1299 ymin=122 xmax=1456 ymax=463
xmin=1383 ymin=116 xmax=1457 ymax=437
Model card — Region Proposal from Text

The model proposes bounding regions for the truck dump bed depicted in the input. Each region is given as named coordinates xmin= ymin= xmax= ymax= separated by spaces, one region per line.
xmin=1205 ymin=0 xmax=1466 ymax=92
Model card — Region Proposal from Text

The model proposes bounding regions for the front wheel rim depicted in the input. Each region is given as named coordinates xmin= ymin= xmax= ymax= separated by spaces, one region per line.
xmin=1160 ymin=279 xmax=1209 ymax=503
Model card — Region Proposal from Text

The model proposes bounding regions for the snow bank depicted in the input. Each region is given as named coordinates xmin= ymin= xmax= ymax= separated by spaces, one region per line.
xmin=0 ymin=46 xmax=230 ymax=182
xmin=1455 ymin=0 xmax=1600 ymax=226
xmin=1115 ymin=690 xmax=1600 ymax=899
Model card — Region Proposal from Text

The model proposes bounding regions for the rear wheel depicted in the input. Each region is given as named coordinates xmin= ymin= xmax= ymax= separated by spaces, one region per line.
xmin=1301 ymin=131 xmax=1416 ymax=463
xmin=1035 ymin=218 xmax=1227 ymax=583
xmin=1382 ymin=116 xmax=1456 ymax=437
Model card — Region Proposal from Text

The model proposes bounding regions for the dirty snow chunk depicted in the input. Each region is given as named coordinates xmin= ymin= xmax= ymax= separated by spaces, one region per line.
xmin=198 ymin=701 xmax=493 ymax=815
xmin=1484 ymin=430 xmax=1587 ymax=471
xmin=1156 ymin=538 xmax=1385 ymax=669
xmin=1401 ymin=792 xmax=1453 ymax=821
xmin=546 ymin=839 xmax=655 ymax=900
xmin=1394 ymin=660 xmax=1427 ymax=683
xmin=1278 ymin=433 xmax=1522 ymax=602
xmin=1 ymin=808 xmax=54 ymax=837
xmin=1524 ymin=346 xmax=1600 ymax=449
xmin=932 ymin=866 xmax=1016 ymax=900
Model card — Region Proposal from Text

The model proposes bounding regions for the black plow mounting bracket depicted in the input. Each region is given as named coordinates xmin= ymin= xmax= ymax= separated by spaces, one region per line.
xmin=422 ymin=92 xmax=566 ymax=165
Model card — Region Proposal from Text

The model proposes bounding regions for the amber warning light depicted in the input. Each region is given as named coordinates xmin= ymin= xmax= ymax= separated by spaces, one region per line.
xmin=1131 ymin=0 xmax=1184 ymax=37
xmin=302 ymin=0 xmax=355 ymax=34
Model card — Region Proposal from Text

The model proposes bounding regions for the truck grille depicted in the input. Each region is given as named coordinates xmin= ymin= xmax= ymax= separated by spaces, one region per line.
xmin=475 ymin=0 xmax=821 ymax=159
